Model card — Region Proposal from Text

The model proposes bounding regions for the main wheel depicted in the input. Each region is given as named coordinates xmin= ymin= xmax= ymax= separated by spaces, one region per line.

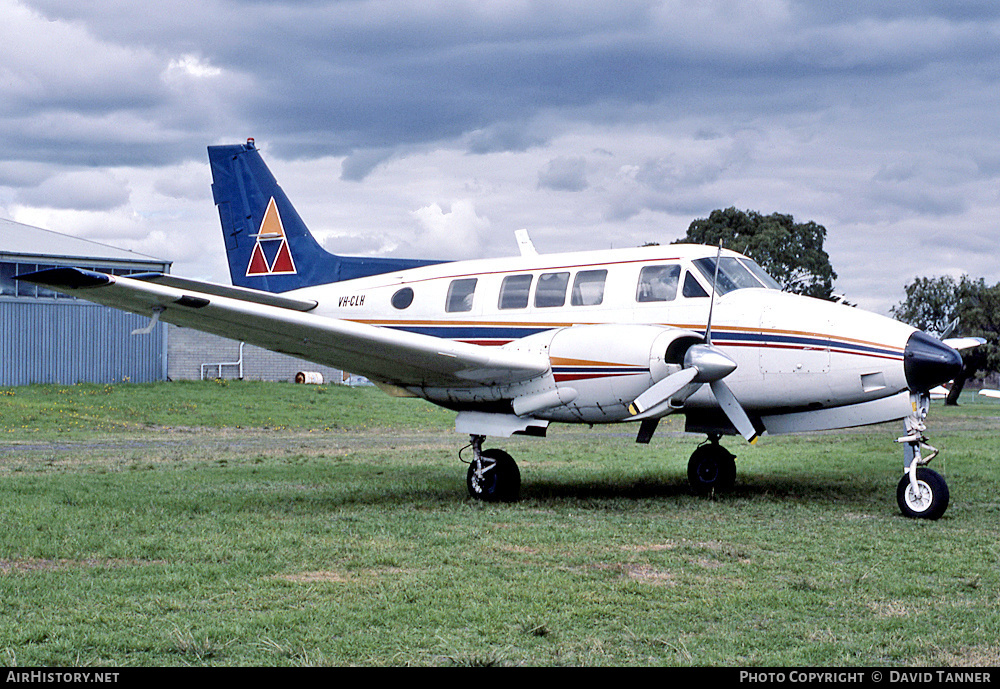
xmin=687 ymin=443 xmax=737 ymax=495
xmin=896 ymin=467 xmax=949 ymax=520
xmin=467 ymin=449 xmax=520 ymax=503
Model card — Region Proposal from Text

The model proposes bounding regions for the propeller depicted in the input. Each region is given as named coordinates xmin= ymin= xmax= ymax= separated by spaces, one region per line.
xmin=628 ymin=246 xmax=760 ymax=443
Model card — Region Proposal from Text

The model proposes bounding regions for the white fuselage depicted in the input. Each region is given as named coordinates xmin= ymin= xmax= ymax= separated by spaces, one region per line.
xmin=284 ymin=244 xmax=915 ymax=424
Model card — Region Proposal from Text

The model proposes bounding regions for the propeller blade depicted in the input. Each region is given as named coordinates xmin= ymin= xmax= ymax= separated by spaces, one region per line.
xmin=629 ymin=367 xmax=698 ymax=416
xmin=709 ymin=379 xmax=759 ymax=444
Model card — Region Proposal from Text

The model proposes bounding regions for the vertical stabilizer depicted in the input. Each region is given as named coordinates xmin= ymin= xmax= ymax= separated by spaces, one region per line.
xmin=208 ymin=140 xmax=442 ymax=292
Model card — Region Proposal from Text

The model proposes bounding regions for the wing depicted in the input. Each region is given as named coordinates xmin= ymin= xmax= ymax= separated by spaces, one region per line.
xmin=19 ymin=268 xmax=549 ymax=389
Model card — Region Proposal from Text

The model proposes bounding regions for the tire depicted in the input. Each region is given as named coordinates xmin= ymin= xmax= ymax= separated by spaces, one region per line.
xmin=467 ymin=449 xmax=520 ymax=503
xmin=687 ymin=444 xmax=737 ymax=495
xmin=896 ymin=467 xmax=949 ymax=520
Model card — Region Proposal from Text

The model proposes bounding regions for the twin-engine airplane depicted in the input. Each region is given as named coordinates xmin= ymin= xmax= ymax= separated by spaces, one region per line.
xmin=21 ymin=140 xmax=970 ymax=519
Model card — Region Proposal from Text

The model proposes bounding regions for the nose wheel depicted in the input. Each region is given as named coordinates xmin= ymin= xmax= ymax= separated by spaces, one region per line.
xmin=896 ymin=467 xmax=949 ymax=520
xmin=465 ymin=435 xmax=521 ymax=503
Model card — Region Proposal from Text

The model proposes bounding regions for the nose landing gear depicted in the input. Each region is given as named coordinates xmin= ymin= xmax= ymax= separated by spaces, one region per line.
xmin=895 ymin=392 xmax=950 ymax=520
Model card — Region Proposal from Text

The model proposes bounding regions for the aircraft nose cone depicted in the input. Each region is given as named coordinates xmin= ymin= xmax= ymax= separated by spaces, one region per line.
xmin=903 ymin=330 xmax=964 ymax=392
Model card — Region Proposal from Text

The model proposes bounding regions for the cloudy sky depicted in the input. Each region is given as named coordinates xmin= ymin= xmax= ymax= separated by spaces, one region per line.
xmin=2 ymin=0 xmax=998 ymax=314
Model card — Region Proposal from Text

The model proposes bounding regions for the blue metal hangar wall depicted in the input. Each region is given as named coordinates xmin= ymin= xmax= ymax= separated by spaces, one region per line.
xmin=0 ymin=218 xmax=171 ymax=385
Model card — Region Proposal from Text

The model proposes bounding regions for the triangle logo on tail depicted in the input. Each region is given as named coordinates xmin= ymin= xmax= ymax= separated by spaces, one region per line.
xmin=246 ymin=197 xmax=297 ymax=277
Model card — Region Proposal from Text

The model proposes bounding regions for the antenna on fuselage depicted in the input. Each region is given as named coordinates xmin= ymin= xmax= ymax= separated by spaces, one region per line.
xmin=704 ymin=244 xmax=723 ymax=344
xmin=628 ymin=241 xmax=758 ymax=443
xmin=514 ymin=229 xmax=538 ymax=257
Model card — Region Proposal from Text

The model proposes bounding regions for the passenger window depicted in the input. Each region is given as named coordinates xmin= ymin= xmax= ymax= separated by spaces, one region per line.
xmin=499 ymin=274 xmax=532 ymax=310
xmin=571 ymin=269 xmax=607 ymax=306
xmin=446 ymin=278 xmax=478 ymax=312
xmin=535 ymin=272 xmax=569 ymax=308
xmin=682 ymin=272 xmax=709 ymax=298
xmin=391 ymin=287 xmax=414 ymax=309
xmin=636 ymin=265 xmax=680 ymax=302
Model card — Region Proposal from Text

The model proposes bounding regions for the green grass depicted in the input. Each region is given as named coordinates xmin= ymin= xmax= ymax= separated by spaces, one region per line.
xmin=0 ymin=382 xmax=998 ymax=666
xmin=0 ymin=380 xmax=456 ymax=436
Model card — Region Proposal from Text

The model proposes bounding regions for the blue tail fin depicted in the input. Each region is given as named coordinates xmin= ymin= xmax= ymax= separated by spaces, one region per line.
xmin=208 ymin=140 xmax=443 ymax=292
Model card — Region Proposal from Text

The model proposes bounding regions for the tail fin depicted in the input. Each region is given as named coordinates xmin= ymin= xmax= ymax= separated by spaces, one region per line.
xmin=208 ymin=140 xmax=442 ymax=292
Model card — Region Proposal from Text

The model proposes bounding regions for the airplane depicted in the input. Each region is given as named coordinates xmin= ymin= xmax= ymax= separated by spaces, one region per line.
xmin=19 ymin=139 xmax=973 ymax=520
xmin=929 ymin=386 xmax=950 ymax=400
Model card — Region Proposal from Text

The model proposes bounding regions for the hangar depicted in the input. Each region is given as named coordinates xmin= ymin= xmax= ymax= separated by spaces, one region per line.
xmin=1 ymin=218 xmax=349 ymax=386
xmin=0 ymin=217 xmax=171 ymax=386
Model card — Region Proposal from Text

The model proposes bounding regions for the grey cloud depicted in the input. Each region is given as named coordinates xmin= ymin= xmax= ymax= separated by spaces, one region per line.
xmin=538 ymin=156 xmax=588 ymax=192
xmin=16 ymin=170 xmax=130 ymax=211
xmin=466 ymin=122 xmax=548 ymax=155
xmin=0 ymin=161 xmax=53 ymax=188
xmin=6 ymin=0 xmax=1000 ymax=309
xmin=153 ymin=172 xmax=212 ymax=202
xmin=339 ymin=148 xmax=395 ymax=182
xmin=14 ymin=1 xmax=1000 ymax=166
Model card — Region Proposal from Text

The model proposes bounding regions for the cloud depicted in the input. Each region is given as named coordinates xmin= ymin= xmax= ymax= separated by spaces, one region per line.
xmin=152 ymin=162 xmax=212 ymax=201
xmin=0 ymin=0 xmax=997 ymax=312
xmin=411 ymin=200 xmax=489 ymax=260
xmin=465 ymin=121 xmax=549 ymax=155
xmin=339 ymin=148 xmax=395 ymax=182
xmin=165 ymin=54 xmax=222 ymax=80
xmin=538 ymin=156 xmax=588 ymax=192
xmin=16 ymin=170 xmax=130 ymax=211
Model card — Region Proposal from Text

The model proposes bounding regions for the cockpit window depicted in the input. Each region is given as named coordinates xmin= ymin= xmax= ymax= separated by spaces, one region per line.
xmin=741 ymin=259 xmax=782 ymax=290
xmin=692 ymin=256 xmax=780 ymax=295
xmin=683 ymin=271 xmax=709 ymax=298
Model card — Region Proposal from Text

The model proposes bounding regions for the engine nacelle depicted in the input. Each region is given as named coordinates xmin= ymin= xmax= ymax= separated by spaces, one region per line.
xmin=503 ymin=324 xmax=703 ymax=423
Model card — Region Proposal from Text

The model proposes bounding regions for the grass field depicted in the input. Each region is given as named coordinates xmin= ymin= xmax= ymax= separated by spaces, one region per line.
xmin=0 ymin=381 xmax=998 ymax=667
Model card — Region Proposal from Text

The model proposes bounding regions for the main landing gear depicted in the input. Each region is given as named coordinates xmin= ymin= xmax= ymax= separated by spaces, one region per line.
xmin=686 ymin=435 xmax=737 ymax=495
xmin=465 ymin=413 xmax=952 ymax=517
xmin=895 ymin=393 xmax=950 ymax=520
xmin=465 ymin=435 xmax=521 ymax=503
xmin=463 ymin=433 xmax=740 ymax=502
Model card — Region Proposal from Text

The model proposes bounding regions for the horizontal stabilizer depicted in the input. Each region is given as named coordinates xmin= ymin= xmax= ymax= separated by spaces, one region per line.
xmin=943 ymin=336 xmax=986 ymax=351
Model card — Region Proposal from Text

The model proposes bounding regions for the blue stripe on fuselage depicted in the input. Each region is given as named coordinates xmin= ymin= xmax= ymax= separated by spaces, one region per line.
xmin=375 ymin=323 xmax=903 ymax=361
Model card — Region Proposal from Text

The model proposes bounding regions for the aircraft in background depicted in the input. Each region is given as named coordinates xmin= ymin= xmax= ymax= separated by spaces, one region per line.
xmin=21 ymin=140 xmax=973 ymax=519
xmin=929 ymin=386 xmax=950 ymax=400
xmin=981 ymin=389 xmax=1000 ymax=399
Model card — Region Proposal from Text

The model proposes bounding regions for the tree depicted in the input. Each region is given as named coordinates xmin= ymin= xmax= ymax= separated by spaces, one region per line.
xmin=676 ymin=208 xmax=838 ymax=300
xmin=955 ymin=277 xmax=1000 ymax=379
xmin=889 ymin=275 xmax=961 ymax=336
xmin=893 ymin=275 xmax=1000 ymax=404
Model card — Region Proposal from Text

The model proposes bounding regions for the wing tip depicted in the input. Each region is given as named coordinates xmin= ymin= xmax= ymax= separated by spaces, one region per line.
xmin=15 ymin=267 xmax=113 ymax=290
